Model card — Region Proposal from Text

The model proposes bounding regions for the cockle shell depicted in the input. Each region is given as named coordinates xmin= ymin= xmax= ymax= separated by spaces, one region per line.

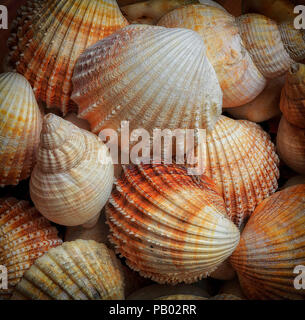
xmin=0 ymin=72 xmax=42 ymax=187
xmin=106 ymin=163 xmax=240 ymax=285
xmin=72 ymin=24 xmax=223 ymax=137
xmin=11 ymin=240 xmax=125 ymax=300
xmin=230 ymin=185 xmax=305 ymax=300
xmin=30 ymin=114 xmax=114 ymax=227
xmin=6 ymin=0 xmax=128 ymax=114
xmin=0 ymin=197 xmax=62 ymax=299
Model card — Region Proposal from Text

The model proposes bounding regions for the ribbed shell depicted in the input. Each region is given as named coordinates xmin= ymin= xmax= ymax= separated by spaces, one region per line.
xmin=6 ymin=0 xmax=128 ymax=114
xmin=30 ymin=114 xmax=114 ymax=227
xmin=230 ymin=185 xmax=305 ymax=300
xmin=11 ymin=240 xmax=125 ymax=300
xmin=106 ymin=163 xmax=240 ymax=285
xmin=0 ymin=72 xmax=42 ymax=187
xmin=72 ymin=24 xmax=223 ymax=135
xmin=0 ymin=198 xmax=62 ymax=299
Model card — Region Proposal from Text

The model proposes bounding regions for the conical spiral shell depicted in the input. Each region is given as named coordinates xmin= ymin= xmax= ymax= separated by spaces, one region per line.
xmin=12 ymin=240 xmax=125 ymax=300
xmin=72 ymin=24 xmax=223 ymax=135
xmin=30 ymin=114 xmax=114 ymax=227
xmin=106 ymin=163 xmax=240 ymax=285
xmin=6 ymin=0 xmax=128 ymax=114
xmin=0 ymin=197 xmax=62 ymax=299
xmin=230 ymin=185 xmax=305 ymax=300
xmin=0 ymin=72 xmax=42 ymax=187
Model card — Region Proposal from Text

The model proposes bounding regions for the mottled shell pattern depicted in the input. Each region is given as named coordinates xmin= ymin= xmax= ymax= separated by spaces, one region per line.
xmin=0 ymin=72 xmax=42 ymax=187
xmin=30 ymin=114 xmax=114 ymax=227
xmin=0 ymin=198 xmax=62 ymax=299
xmin=106 ymin=163 xmax=240 ymax=285
xmin=12 ymin=240 xmax=125 ymax=300
xmin=6 ymin=0 xmax=128 ymax=114
xmin=230 ymin=185 xmax=305 ymax=300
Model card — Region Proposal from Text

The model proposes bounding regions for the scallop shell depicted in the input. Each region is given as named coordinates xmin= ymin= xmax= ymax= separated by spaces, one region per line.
xmin=30 ymin=114 xmax=114 ymax=227
xmin=0 ymin=197 xmax=62 ymax=299
xmin=230 ymin=185 xmax=305 ymax=300
xmin=106 ymin=163 xmax=240 ymax=285
xmin=72 ymin=24 xmax=223 ymax=136
xmin=11 ymin=240 xmax=125 ymax=300
xmin=6 ymin=0 xmax=128 ymax=114
xmin=0 ymin=72 xmax=42 ymax=187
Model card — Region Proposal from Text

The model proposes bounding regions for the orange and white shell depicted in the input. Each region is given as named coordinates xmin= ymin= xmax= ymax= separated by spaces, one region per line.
xmin=0 ymin=72 xmax=42 ymax=187
xmin=6 ymin=0 xmax=128 ymax=115
xmin=106 ymin=163 xmax=240 ymax=285
xmin=230 ymin=185 xmax=305 ymax=300
xmin=30 ymin=114 xmax=114 ymax=227
xmin=11 ymin=240 xmax=125 ymax=300
xmin=0 ymin=197 xmax=62 ymax=299
xmin=72 ymin=24 xmax=223 ymax=136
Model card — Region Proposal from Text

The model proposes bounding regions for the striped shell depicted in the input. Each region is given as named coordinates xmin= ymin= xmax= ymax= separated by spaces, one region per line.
xmin=30 ymin=114 xmax=114 ymax=227
xmin=230 ymin=185 xmax=305 ymax=300
xmin=11 ymin=240 xmax=125 ymax=300
xmin=6 ymin=0 xmax=128 ymax=114
xmin=0 ymin=72 xmax=42 ymax=187
xmin=72 ymin=24 xmax=223 ymax=135
xmin=0 ymin=197 xmax=62 ymax=299
xmin=106 ymin=163 xmax=240 ymax=285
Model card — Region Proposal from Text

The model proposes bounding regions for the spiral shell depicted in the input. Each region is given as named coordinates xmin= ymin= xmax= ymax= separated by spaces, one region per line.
xmin=30 ymin=114 xmax=114 ymax=227
xmin=0 ymin=72 xmax=42 ymax=187
xmin=0 ymin=197 xmax=62 ymax=299
xmin=230 ymin=185 xmax=305 ymax=300
xmin=11 ymin=240 xmax=125 ymax=300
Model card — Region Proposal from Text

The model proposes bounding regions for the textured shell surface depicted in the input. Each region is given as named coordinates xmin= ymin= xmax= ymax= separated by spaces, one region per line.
xmin=30 ymin=114 xmax=114 ymax=227
xmin=0 ymin=197 xmax=62 ymax=299
xmin=106 ymin=163 xmax=240 ymax=285
xmin=6 ymin=0 xmax=128 ymax=114
xmin=72 ymin=24 xmax=223 ymax=136
xmin=11 ymin=240 xmax=125 ymax=300
xmin=230 ymin=185 xmax=305 ymax=300
xmin=0 ymin=72 xmax=42 ymax=187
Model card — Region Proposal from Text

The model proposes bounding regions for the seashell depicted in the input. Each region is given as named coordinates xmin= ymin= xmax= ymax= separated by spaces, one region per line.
xmin=106 ymin=163 xmax=240 ymax=285
xmin=209 ymin=259 xmax=236 ymax=281
xmin=283 ymin=175 xmax=305 ymax=189
xmin=11 ymin=240 xmax=125 ymax=300
xmin=30 ymin=114 xmax=114 ymax=227
xmin=0 ymin=72 xmax=42 ymax=187
xmin=280 ymin=63 xmax=305 ymax=129
xmin=230 ymin=185 xmax=305 ymax=300
xmin=219 ymin=279 xmax=247 ymax=299
xmin=72 ymin=24 xmax=223 ymax=137
xmin=210 ymin=294 xmax=242 ymax=300
xmin=276 ymin=116 xmax=305 ymax=175
xmin=0 ymin=197 xmax=62 ymax=299
xmin=6 ymin=0 xmax=128 ymax=115
xmin=158 ymin=295 xmax=207 ymax=300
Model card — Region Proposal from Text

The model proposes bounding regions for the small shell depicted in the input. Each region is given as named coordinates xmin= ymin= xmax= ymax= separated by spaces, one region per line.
xmin=210 ymin=294 xmax=242 ymax=300
xmin=0 ymin=197 xmax=62 ymax=299
xmin=11 ymin=240 xmax=125 ymax=300
xmin=30 ymin=114 xmax=114 ymax=227
xmin=106 ymin=163 xmax=240 ymax=285
xmin=230 ymin=185 xmax=305 ymax=300
xmin=219 ymin=279 xmax=246 ymax=299
xmin=0 ymin=72 xmax=42 ymax=187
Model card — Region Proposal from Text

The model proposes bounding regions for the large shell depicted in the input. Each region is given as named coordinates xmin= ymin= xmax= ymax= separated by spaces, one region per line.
xmin=30 ymin=114 xmax=114 ymax=227
xmin=106 ymin=163 xmax=240 ymax=285
xmin=230 ymin=185 xmax=305 ymax=300
xmin=72 ymin=24 xmax=223 ymax=136
xmin=0 ymin=197 xmax=62 ymax=299
xmin=0 ymin=72 xmax=42 ymax=187
xmin=11 ymin=240 xmax=125 ymax=300
xmin=6 ymin=0 xmax=128 ymax=114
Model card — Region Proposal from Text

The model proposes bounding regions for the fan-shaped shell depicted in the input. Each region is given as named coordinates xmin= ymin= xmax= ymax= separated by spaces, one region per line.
xmin=106 ymin=163 xmax=240 ymax=285
xmin=0 ymin=72 xmax=42 ymax=187
xmin=230 ymin=185 xmax=305 ymax=300
xmin=72 ymin=24 xmax=222 ymax=135
xmin=0 ymin=197 xmax=62 ymax=299
xmin=11 ymin=240 xmax=125 ymax=300
xmin=30 ymin=114 xmax=114 ymax=227
xmin=6 ymin=0 xmax=128 ymax=114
